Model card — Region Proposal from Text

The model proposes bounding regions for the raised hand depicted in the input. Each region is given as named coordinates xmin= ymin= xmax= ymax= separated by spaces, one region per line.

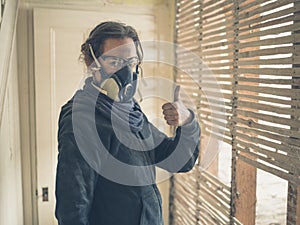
xmin=162 ymin=85 xmax=192 ymax=126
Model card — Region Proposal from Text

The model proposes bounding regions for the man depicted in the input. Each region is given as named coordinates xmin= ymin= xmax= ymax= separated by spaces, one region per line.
xmin=55 ymin=21 xmax=200 ymax=225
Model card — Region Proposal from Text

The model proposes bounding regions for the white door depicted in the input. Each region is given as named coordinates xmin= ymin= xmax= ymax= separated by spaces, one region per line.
xmin=33 ymin=7 xmax=157 ymax=224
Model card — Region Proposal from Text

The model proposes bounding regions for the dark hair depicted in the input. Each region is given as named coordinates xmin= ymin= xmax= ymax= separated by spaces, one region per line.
xmin=81 ymin=21 xmax=143 ymax=66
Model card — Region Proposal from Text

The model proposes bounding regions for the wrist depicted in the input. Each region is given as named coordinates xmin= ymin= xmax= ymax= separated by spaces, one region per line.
xmin=180 ymin=109 xmax=193 ymax=126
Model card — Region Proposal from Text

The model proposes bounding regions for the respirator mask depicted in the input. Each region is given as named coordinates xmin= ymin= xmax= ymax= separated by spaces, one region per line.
xmin=89 ymin=44 xmax=139 ymax=102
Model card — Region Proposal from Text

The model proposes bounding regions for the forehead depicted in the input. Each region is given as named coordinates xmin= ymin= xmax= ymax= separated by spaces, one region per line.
xmin=102 ymin=38 xmax=136 ymax=56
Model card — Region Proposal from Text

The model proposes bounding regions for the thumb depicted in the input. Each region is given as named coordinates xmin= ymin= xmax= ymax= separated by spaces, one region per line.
xmin=174 ymin=85 xmax=180 ymax=102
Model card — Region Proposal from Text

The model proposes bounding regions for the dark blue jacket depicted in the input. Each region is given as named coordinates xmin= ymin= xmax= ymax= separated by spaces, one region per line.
xmin=55 ymin=80 xmax=200 ymax=225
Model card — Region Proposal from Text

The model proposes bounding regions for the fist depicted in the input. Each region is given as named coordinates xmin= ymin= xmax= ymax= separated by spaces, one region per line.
xmin=162 ymin=85 xmax=192 ymax=126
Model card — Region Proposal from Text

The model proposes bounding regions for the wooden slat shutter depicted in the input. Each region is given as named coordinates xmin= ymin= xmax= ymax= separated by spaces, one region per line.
xmin=171 ymin=0 xmax=300 ymax=224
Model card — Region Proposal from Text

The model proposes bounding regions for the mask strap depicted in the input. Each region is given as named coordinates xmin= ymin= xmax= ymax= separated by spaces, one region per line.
xmin=89 ymin=44 xmax=101 ymax=69
xmin=136 ymin=65 xmax=148 ymax=102
xmin=135 ymin=65 xmax=139 ymax=74
xmin=89 ymin=44 xmax=110 ymax=80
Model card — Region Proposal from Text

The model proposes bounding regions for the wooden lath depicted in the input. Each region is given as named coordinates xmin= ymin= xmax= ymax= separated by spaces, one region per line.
xmin=171 ymin=0 xmax=300 ymax=224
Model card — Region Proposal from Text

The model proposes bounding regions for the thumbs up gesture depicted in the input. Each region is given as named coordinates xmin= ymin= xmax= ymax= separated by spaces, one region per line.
xmin=162 ymin=85 xmax=192 ymax=126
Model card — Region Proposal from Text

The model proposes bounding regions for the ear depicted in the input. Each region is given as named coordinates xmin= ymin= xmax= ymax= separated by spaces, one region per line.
xmin=85 ymin=57 xmax=94 ymax=67
xmin=135 ymin=65 xmax=144 ymax=77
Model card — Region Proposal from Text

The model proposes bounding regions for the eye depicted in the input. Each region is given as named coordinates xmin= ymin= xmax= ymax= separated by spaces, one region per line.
xmin=105 ymin=57 xmax=123 ymax=68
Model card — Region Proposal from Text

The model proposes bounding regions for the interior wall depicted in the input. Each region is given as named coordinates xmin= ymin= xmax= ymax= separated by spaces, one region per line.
xmin=0 ymin=33 xmax=24 ymax=225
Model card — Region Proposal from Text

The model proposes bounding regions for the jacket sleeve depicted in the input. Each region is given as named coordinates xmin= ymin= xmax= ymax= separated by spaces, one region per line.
xmin=150 ymin=111 xmax=200 ymax=173
xmin=55 ymin=133 xmax=97 ymax=225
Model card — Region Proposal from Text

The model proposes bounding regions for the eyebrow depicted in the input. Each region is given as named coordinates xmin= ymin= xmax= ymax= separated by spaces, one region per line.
xmin=101 ymin=55 xmax=139 ymax=60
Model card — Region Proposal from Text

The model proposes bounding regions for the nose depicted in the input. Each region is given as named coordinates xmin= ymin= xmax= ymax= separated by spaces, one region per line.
xmin=116 ymin=65 xmax=133 ymax=75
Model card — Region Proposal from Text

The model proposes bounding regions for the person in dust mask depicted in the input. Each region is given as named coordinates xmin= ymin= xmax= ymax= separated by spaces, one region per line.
xmin=55 ymin=21 xmax=200 ymax=225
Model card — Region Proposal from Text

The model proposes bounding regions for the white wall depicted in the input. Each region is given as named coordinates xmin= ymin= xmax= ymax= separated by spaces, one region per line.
xmin=0 ymin=33 xmax=24 ymax=225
